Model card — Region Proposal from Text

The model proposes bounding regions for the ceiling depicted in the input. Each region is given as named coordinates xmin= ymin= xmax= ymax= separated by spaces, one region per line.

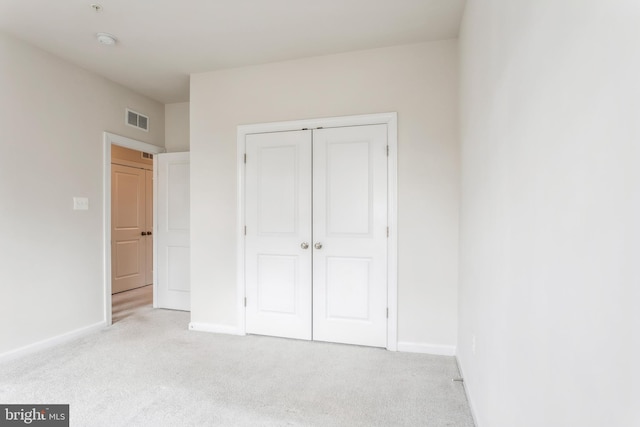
xmin=0 ymin=0 xmax=465 ymax=103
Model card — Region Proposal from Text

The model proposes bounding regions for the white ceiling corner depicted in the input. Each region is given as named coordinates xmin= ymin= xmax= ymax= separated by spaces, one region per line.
xmin=0 ymin=0 xmax=465 ymax=103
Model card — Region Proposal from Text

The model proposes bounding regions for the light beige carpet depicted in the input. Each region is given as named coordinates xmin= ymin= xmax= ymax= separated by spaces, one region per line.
xmin=0 ymin=303 xmax=474 ymax=426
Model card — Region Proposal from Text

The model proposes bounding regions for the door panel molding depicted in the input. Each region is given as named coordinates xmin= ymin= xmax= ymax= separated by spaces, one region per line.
xmin=236 ymin=113 xmax=398 ymax=350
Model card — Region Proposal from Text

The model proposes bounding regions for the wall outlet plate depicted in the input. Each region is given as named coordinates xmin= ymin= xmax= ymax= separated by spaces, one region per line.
xmin=73 ymin=197 xmax=89 ymax=210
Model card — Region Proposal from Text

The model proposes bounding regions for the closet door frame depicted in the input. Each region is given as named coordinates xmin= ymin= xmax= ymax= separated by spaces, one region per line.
xmin=236 ymin=112 xmax=398 ymax=351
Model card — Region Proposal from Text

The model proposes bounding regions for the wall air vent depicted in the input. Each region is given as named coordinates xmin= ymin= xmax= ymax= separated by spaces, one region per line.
xmin=125 ymin=108 xmax=149 ymax=132
xmin=141 ymin=152 xmax=153 ymax=160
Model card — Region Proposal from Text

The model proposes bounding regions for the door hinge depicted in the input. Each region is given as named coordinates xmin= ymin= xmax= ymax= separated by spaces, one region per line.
xmin=386 ymin=146 xmax=389 ymax=156
xmin=387 ymin=226 xmax=389 ymax=238
xmin=244 ymin=153 xmax=247 ymax=163
xmin=244 ymin=297 xmax=247 ymax=307
xmin=386 ymin=308 xmax=389 ymax=318
xmin=244 ymin=226 xmax=247 ymax=236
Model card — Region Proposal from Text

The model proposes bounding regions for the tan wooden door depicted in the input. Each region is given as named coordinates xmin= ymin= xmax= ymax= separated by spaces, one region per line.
xmin=111 ymin=164 xmax=152 ymax=293
xmin=145 ymin=169 xmax=153 ymax=285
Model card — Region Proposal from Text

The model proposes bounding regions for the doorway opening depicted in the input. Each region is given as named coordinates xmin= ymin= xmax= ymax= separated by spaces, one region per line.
xmin=103 ymin=132 xmax=165 ymax=326
xmin=111 ymin=145 xmax=154 ymax=322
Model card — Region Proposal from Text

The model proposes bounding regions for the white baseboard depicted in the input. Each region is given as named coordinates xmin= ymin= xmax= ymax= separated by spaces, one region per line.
xmin=456 ymin=355 xmax=480 ymax=427
xmin=188 ymin=322 xmax=244 ymax=336
xmin=0 ymin=321 xmax=107 ymax=363
xmin=397 ymin=341 xmax=456 ymax=356
xmin=186 ymin=326 xmax=454 ymax=355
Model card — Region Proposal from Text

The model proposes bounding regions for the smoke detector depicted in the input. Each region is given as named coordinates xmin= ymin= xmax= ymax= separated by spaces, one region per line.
xmin=96 ymin=32 xmax=117 ymax=46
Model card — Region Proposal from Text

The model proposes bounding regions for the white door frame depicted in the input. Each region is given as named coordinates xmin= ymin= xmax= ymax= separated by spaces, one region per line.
xmin=236 ymin=112 xmax=398 ymax=351
xmin=103 ymin=132 xmax=165 ymax=326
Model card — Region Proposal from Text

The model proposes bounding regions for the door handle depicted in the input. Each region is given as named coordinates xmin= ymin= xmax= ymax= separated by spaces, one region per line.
xmin=314 ymin=242 xmax=323 ymax=250
xmin=300 ymin=242 xmax=309 ymax=250
xmin=141 ymin=231 xmax=148 ymax=236
xmin=147 ymin=231 xmax=152 ymax=236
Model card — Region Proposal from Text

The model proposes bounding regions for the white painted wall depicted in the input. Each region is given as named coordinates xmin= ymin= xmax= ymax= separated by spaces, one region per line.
xmin=458 ymin=1 xmax=640 ymax=426
xmin=165 ymin=102 xmax=190 ymax=152
xmin=190 ymin=41 xmax=460 ymax=350
xmin=0 ymin=32 xmax=164 ymax=355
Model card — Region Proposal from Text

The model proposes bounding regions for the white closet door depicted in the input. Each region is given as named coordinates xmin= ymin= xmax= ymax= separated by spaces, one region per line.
xmin=312 ymin=125 xmax=388 ymax=347
xmin=245 ymin=130 xmax=313 ymax=340
xmin=156 ymin=152 xmax=191 ymax=311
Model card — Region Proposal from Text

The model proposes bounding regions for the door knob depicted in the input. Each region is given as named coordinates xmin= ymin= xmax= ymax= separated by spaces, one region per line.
xmin=141 ymin=231 xmax=148 ymax=236
xmin=300 ymin=242 xmax=309 ymax=249
xmin=314 ymin=242 xmax=323 ymax=250
xmin=147 ymin=231 xmax=152 ymax=236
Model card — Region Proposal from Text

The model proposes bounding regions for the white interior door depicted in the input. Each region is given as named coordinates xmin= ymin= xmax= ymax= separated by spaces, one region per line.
xmin=312 ymin=125 xmax=388 ymax=347
xmin=112 ymin=164 xmax=147 ymax=294
xmin=156 ymin=152 xmax=191 ymax=311
xmin=245 ymin=130 xmax=313 ymax=340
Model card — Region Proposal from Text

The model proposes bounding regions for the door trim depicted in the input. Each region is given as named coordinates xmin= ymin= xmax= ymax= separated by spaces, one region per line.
xmin=236 ymin=112 xmax=398 ymax=351
xmin=103 ymin=132 xmax=165 ymax=326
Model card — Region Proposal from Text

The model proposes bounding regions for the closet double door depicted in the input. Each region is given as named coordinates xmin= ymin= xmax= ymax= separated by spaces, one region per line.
xmin=245 ymin=124 xmax=388 ymax=348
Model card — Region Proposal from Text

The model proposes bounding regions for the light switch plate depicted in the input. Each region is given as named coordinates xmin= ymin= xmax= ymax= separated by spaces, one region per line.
xmin=73 ymin=197 xmax=89 ymax=210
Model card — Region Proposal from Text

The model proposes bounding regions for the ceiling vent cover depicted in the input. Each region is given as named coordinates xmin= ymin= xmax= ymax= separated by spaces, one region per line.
xmin=126 ymin=108 xmax=149 ymax=132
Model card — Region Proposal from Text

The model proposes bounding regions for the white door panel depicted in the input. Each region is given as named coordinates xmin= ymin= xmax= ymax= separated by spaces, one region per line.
xmin=257 ymin=255 xmax=298 ymax=313
xmin=324 ymin=257 xmax=372 ymax=320
xmin=245 ymin=130 xmax=312 ymax=340
xmin=156 ymin=152 xmax=191 ymax=311
xmin=313 ymin=125 xmax=388 ymax=347
xmin=325 ymin=140 xmax=372 ymax=235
